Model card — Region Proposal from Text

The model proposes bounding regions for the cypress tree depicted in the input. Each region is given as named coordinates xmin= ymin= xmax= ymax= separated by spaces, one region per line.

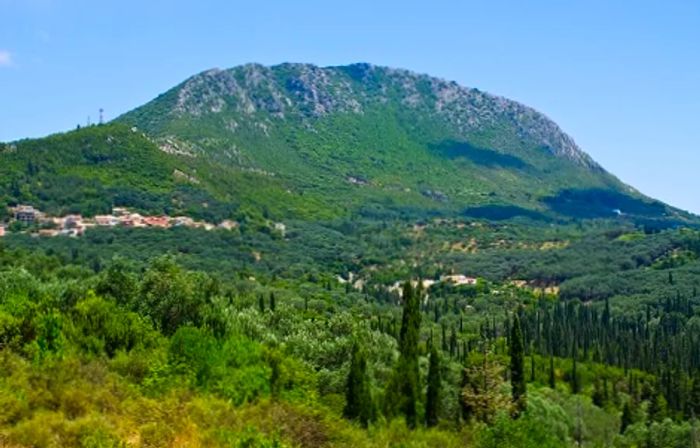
xmin=549 ymin=355 xmax=556 ymax=389
xmin=648 ymin=390 xmax=668 ymax=423
xmin=602 ymin=297 xmax=611 ymax=328
xmin=426 ymin=346 xmax=441 ymax=427
xmin=269 ymin=352 xmax=281 ymax=399
xmin=269 ymin=292 xmax=276 ymax=312
xmin=258 ymin=294 xmax=265 ymax=313
xmin=460 ymin=364 xmax=472 ymax=422
xmin=592 ymin=379 xmax=606 ymax=407
xmin=571 ymin=353 xmax=580 ymax=394
xmin=344 ymin=342 xmax=373 ymax=427
xmin=387 ymin=281 xmax=422 ymax=428
xmin=399 ymin=282 xmax=421 ymax=359
xmin=402 ymin=281 xmax=421 ymax=428
xmin=688 ymin=371 xmax=700 ymax=419
xmin=509 ymin=313 xmax=527 ymax=415
xmin=441 ymin=324 xmax=448 ymax=352
xmin=620 ymin=401 xmax=633 ymax=434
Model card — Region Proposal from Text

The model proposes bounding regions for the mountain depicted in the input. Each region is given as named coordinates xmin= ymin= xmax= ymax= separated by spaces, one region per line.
xmin=1 ymin=63 xmax=690 ymax=224
xmin=4 ymin=63 xmax=700 ymax=447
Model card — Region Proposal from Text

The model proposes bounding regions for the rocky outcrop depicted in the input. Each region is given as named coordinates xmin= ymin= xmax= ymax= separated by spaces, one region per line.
xmin=170 ymin=63 xmax=599 ymax=169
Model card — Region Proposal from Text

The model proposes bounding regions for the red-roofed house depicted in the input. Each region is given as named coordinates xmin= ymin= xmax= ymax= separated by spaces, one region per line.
xmin=143 ymin=216 xmax=170 ymax=228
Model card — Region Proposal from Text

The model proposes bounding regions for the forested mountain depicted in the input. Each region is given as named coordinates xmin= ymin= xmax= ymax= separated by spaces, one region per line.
xmin=114 ymin=63 xmax=691 ymax=223
xmin=1 ymin=64 xmax=700 ymax=447
xmin=2 ymin=63 xmax=692 ymax=225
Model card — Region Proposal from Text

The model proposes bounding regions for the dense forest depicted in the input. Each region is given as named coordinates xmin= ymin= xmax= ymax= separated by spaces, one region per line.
xmin=2 ymin=215 xmax=700 ymax=447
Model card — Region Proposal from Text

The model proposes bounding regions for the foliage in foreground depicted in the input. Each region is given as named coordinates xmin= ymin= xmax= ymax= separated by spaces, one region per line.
xmin=0 ymin=244 xmax=699 ymax=447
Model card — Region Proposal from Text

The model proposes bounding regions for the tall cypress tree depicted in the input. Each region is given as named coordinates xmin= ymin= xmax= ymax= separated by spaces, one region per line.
xmin=269 ymin=352 xmax=281 ymax=399
xmin=571 ymin=353 xmax=580 ymax=395
xmin=687 ymin=370 xmax=700 ymax=419
xmin=510 ymin=313 xmax=527 ymax=416
xmin=648 ymin=389 xmax=668 ymax=423
xmin=441 ymin=324 xmax=448 ymax=352
xmin=395 ymin=280 xmax=421 ymax=428
xmin=344 ymin=342 xmax=373 ymax=427
xmin=620 ymin=401 xmax=633 ymax=434
xmin=426 ymin=346 xmax=441 ymax=427
xmin=592 ymin=379 xmax=606 ymax=407
xmin=549 ymin=355 xmax=556 ymax=389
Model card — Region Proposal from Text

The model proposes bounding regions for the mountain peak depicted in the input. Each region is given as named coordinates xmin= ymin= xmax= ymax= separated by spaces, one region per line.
xmin=2 ymin=62 xmax=685 ymax=225
xmin=151 ymin=62 xmax=598 ymax=170
xmin=106 ymin=62 xmax=687 ymax=224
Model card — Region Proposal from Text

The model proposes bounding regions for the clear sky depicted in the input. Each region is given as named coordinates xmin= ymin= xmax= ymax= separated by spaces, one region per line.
xmin=1 ymin=0 xmax=699 ymax=212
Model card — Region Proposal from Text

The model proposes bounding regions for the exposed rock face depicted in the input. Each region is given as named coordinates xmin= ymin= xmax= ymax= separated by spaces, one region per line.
xmin=170 ymin=62 xmax=598 ymax=169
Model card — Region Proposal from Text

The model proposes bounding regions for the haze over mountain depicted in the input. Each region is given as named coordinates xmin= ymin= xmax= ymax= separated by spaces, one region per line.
xmin=1 ymin=63 xmax=691 ymax=225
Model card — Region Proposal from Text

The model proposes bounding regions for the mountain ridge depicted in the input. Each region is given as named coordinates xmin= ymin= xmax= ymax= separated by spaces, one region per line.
xmin=121 ymin=62 xmax=602 ymax=170
xmin=0 ymin=62 xmax=692 ymax=226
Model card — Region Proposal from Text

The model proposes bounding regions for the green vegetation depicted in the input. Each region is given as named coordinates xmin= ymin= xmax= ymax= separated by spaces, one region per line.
xmin=0 ymin=125 xmax=181 ymax=217
xmin=509 ymin=314 xmax=526 ymax=416
xmin=425 ymin=346 xmax=441 ymax=427
xmin=2 ymin=62 xmax=700 ymax=446
xmin=1 ymin=217 xmax=700 ymax=447
xmin=3 ymin=64 xmax=693 ymax=226
xmin=343 ymin=342 xmax=373 ymax=427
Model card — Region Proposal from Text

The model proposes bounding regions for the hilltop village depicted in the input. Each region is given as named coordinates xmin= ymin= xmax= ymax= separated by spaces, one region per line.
xmin=0 ymin=205 xmax=243 ymax=238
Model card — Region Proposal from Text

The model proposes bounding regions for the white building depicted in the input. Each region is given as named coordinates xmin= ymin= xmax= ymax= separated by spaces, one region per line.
xmin=441 ymin=274 xmax=478 ymax=286
xmin=95 ymin=215 xmax=120 ymax=226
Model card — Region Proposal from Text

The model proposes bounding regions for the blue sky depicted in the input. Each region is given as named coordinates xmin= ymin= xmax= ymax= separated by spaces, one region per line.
xmin=1 ymin=0 xmax=699 ymax=212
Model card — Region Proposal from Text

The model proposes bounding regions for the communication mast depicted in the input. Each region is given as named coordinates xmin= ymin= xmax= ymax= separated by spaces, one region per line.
xmin=99 ymin=108 xmax=104 ymax=125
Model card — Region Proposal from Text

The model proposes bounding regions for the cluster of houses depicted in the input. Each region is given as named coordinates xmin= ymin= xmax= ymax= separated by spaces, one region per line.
xmin=386 ymin=274 xmax=479 ymax=297
xmin=0 ymin=205 xmax=239 ymax=238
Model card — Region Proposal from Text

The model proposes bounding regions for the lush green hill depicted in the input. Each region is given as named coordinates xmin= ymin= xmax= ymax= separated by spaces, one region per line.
xmin=2 ymin=63 xmax=686 ymax=225
xmin=0 ymin=124 xmax=234 ymax=220
xmin=114 ymin=62 xmax=689 ymax=223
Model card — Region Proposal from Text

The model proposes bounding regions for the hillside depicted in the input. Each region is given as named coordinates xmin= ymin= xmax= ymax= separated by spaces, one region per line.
xmin=2 ymin=62 xmax=684 ymax=225
xmin=117 ymin=63 xmax=693 ymax=223
xmin=3 ymin=63 xmax=700 ymax=448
